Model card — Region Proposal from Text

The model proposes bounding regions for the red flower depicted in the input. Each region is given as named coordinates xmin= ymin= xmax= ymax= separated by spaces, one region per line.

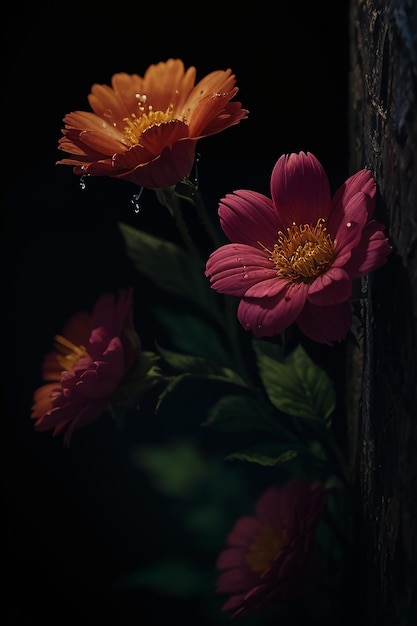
xmin=31 ymin=288 xmax=140 ymax=446
xmin=205 ymin=152 xmax=392 ymax=344
xmin=57 ymin=58 xmax=248 ymax=189
xmin=215 ymin=480 xmax=328 ymax=617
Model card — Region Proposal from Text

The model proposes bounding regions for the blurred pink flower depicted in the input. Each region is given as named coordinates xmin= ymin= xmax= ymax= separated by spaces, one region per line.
xmin=31 ymin=288 xmax=140 ymax=446
xmin=215 ymin=480 xmax=328 ymax=617
xmin=205 ymin=151 xmax=392 ymax=344
xmin=57 ymin=58 xmax=248 ymax=189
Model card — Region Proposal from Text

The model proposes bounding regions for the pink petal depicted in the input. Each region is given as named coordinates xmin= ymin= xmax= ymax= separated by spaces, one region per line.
xmin=216 ymin=568 xmax=255 ymax=593
xmin=331 ymin=192 xmax=369 ymax=254
xmin=216 ymin=547 xmax=247 ymax=570
xmin=237 ymin=282 xmax=308 ymax=338
xmin=205 ymin=244 xmax=276 ymax=296
xmin=331 ymin=168 xmax=376 ymax=222
xmin=244 ymin=277 xmax=289 ymax=298
xmin=344 ymin=221 xmax=392 ymax=278
xmin=221 ymin=594 xmax=245 ymax=612
xmin=218 ymin=190 xmax=283 ymax=248
xmin=227 ymin=516 xmax=262 ymax=546
xmin=270 ymin=152 xmax=332 ymax=226
xmin=307 ymin=267 xmax=352 ymax=305
xmin=255 ymin=486 xmax=290 ymax=525
xmin=296 ymin=301 xmax=352 ymax=345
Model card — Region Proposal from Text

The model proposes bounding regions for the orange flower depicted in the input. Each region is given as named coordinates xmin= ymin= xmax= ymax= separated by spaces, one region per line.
xmin=57 ymin=58 xmax=249 ymax=189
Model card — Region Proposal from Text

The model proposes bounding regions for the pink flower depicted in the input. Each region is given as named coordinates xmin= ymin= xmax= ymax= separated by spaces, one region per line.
xmin=56 ymin=58 xmax=248 ymax=189
xmin=31 ymin=288 xmax=140 ymax=446
xmin=215 ymin=480 xmax=328 ymax=617
xmin=205 ymin=152 xmax=392 ymax=344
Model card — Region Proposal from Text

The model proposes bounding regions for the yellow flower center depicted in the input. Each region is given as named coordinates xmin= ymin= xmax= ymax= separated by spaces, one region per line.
xmin=54 ymin=335 xmax=88 ymax=371
xmin=123 ymin=99 xmax=176 ymax=146
xmin=246 ymin=526 xmax=289 ymax=574
xmin=259 ymin=218 xmax=335 ymax=283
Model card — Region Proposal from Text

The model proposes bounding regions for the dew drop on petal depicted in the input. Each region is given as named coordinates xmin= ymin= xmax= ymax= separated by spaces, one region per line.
xmin=346 ymin=222 xmax=352 ymax=228
xmin=103 ymin=108 xmax=113 ymax=119
xmin=243 ymin=273 xmax=248 ymax=279
xmin=79 ymin=175 xmax=87 ymax=191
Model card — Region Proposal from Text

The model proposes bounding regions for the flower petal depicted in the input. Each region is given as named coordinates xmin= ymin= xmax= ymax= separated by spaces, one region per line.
xmin=205 ymin=244 xmax=276 ymax=296
xmin=270 ymin=152 xmax=332 ymax=226
xmin=332 ymin=192 xmax=369 ymax=256
xmin=237 ymin=282 xmax=308 ymax=338
xmin=218 ymin=190 xmax=283 ymax=247
xmin=307 ymin=267 xmax=352 ymax=305
xmin=30 ymin=288 xmax=140 ymax=446
xmin=188 ymin=89 xmax=246 ymax=137
xmin=296 ymin=301 xmax=352 ymax=345
xmin=221 ymin=594 xmax=245 ymax=612
xmin=343 ymin=221 xmax=392 ymax=278
xmin=217 ymin=547 xmax=247 ymax=570
xmin=227 ymin=516 xmax=262 ymax=546
xmin=116 ymin=139 xmax=197 ymax=189
xmin=331 ymin=168 xmax=376 ymax=226
xmin=216 ymin=568 xmax=254 ymax=593
xmin=255 ymin=486 xmax=291 ymax=525
xmin=77 ymin=130 xmax=127 ymax=156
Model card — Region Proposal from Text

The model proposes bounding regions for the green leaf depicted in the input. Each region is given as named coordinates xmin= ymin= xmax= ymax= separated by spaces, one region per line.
xmin=156 ymin=342 xmax=246 ymax=386
xmin=154 ymin=373 xmax=248 ymax=430
xmin=107 ymin=351 xmax=167 ymax=423
xmin=202 ymin=393 xmax=283 ymax=434
xmin=116 ymin=559 xmax=212 ymax=596
xmin=118 ymin=222 xmax=223 ymax=325
xmin=153 ymin=307 xmax=232 ymax=368
xmin=253 ymin=340 xmax=336 ymax=425
xmin=131 ymin=440 xmax=207 ymax=497
xmin=226 ymin=444 xmax=299 ymax=466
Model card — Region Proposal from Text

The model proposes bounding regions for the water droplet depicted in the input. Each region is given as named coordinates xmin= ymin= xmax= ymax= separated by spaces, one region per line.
xmin=346 ymin=222 xmax=352 ymax=228
xmin=135 ymin=93 xmax=147 ymax=104
xmin=131 ymin=187 xmax=144 ymax=213
xmin=79 ymin=175 xmax=88 ymax=191
xmin=236 ymin=257 xmax=241 ymax=263
xmin=243 ymin=273 xmax=248 ymax=279
xmin=245 ymin=323 xmax=250 ymax=329
xmin=103 ymin=108 xmax=113 ymax=119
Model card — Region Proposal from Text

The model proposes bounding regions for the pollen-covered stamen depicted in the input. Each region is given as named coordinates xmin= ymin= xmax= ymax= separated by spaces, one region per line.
xmin=258 ymin=218 xmax=335 ymax=283
xmin=54 ymin=335 xmax=88 ymax=371
xmin=123 ymin=102 xmax=176 ymax=145
xmin=246 ymin=526 xmax=288 ymax=574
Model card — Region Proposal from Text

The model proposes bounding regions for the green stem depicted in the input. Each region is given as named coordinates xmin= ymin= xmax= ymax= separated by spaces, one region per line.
xmin=224 ymin=295 xmax=253 ymax=385
xmin=156 ymin=182 xmax=253 ymax=386
xmin=155 ymin=187 xmax=201 ymax=260
xmin=190 ymin=189 xmax=225 ymax=249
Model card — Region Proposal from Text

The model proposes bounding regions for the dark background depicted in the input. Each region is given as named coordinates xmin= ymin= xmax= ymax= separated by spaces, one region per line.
xmin=4 ymin=3 xmax=351 ymax=624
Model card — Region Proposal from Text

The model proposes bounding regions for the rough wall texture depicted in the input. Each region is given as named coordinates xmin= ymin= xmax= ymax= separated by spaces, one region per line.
xmin=348 ymin=1 xmax=417 ymax=624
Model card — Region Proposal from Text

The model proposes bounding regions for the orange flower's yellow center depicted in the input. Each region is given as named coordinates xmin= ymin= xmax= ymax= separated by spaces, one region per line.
xmin=245 ymin=526 xmax=288 ymax=574
xmin=123 ymin=100 xmax=176 ymax=146
xmin=54 ymin=335 xmax=88 ymax=371
xmin=259 ymin=218 xmax=335 ymax=283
